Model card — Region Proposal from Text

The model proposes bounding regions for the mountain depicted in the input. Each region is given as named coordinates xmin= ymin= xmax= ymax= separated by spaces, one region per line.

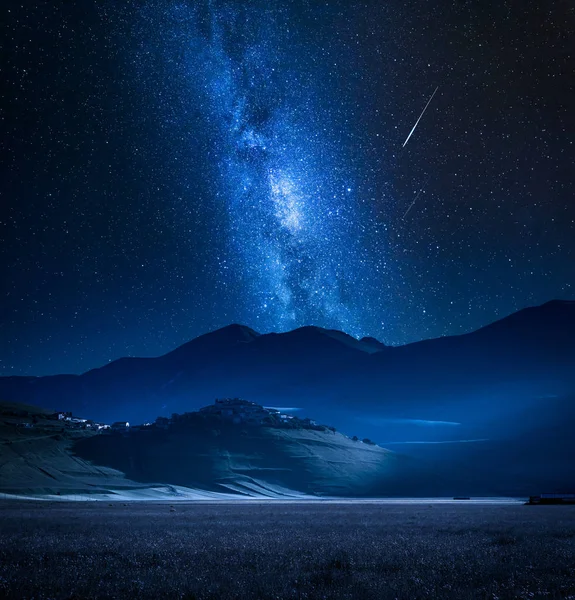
xmin=0 ymin=322 xmax=391 ymax=424
xmin=0 ymin=300 xmax=574 ymax=496
xmin=1 ymin=300 xmax=573 ymax=424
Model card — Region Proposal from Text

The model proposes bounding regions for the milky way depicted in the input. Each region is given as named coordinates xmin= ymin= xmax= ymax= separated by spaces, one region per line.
xmin=137 ymin=1 xmax=375 ymax=336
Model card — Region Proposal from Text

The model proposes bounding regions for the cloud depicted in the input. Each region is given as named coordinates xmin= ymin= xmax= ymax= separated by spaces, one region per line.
xmin=264 ymin=407 xmax=302 ymax=412
xmin=381 ymin=439 xmax=490 ymax=445
xmin=358 ymin=417 xmax=461 ymax=427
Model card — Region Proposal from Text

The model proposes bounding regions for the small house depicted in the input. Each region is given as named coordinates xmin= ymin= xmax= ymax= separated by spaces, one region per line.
xmin=110 ymin=421 xmax=130 ymax=432
xmin=48 ymin=412 xmax=67 ymax=421
xmin=131 ymin=424 xmax=151 ymax=432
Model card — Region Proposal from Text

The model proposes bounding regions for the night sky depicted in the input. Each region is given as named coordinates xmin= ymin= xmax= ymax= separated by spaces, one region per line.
xmin=2 ymin=0 xmax=574 ymax=376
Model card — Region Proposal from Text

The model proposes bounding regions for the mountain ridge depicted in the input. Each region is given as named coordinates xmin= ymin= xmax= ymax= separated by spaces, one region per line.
xmin=4 ymin=299 xmax=574 ymax=379
xmin=0 ymin=299 xmax=573 ymax=436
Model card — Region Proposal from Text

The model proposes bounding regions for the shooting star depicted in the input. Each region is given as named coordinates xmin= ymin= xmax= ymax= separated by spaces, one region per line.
xmin=403 ymin=189 xmax=423 ymax=219
xmin=402 ymin=86 xmax=439 ymax=148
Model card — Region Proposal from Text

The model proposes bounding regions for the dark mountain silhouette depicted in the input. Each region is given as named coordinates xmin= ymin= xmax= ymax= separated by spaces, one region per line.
xmin=0 ymin=299 xmax=574 ymax=495
xmin=2 ymin=300 xmax=573 ymax=422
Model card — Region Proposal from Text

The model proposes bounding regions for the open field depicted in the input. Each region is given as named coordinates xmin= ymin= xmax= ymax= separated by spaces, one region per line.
xmin=0 ymin=501 xmax=574 ymax=599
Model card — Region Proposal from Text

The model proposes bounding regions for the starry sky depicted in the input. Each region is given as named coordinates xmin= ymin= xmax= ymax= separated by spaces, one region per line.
xmin=2 ymin=0 xmax=574 ymax=376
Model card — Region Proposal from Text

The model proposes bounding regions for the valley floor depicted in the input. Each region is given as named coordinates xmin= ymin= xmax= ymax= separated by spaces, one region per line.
xmin=1 ymin=502 xmax=574 ymax=599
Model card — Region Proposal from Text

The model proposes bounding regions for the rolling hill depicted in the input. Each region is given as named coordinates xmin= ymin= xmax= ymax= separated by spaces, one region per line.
xmin=0 ymin=401 xmax=418 ymax=499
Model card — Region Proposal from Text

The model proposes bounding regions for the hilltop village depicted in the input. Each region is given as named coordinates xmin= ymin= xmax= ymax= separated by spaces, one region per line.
xmin=0 ymin=398 xmax=376 ymax=445
xmin=112 ymin=399 xmax=379 ymax=444
xmin=118 ymin=398 xmax=336 ymax=434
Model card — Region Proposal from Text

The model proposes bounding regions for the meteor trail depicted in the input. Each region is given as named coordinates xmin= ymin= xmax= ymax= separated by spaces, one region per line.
xmin=402 ymin=86 xmax=439 ymax=148
xmin=403 ymin=189 xmax=423 ymax=219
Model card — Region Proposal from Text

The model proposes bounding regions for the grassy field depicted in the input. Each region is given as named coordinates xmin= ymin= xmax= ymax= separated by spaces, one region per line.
xmin=0 ymin=501 xmax=574 ymax=599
